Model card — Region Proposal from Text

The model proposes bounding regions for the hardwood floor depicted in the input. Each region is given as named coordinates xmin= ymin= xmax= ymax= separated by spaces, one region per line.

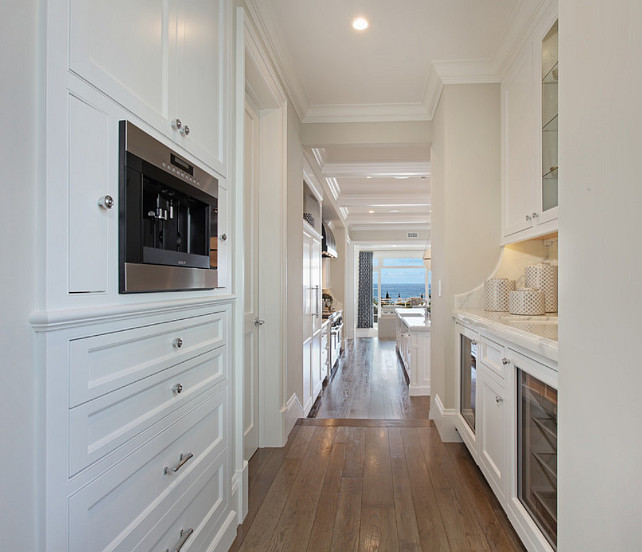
xmin=310 ymin=338 xmax=430 ymax=420
xmin=228 ymin=338 xmax=525 ymax=551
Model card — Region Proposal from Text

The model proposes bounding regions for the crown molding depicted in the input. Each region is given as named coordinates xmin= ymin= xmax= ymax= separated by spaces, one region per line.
xmin=321 ymin=161 xmax=431 ymax=178
xmin=244 ymin=0 xmax=309 ymax=121
xmin=348 ymin=223 xmax=431 ymax=233
xmin=347 ymin=213 xmax=430 ymax=225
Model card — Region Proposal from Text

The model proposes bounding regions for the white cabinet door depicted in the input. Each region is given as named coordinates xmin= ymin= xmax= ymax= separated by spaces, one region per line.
xmin=502 ymin=41 xmax=537 ymax=238
xmin=479 ymin=366 xmax=507 ymax=503
xmin=171 ymin=0 xmax=228 ymax=175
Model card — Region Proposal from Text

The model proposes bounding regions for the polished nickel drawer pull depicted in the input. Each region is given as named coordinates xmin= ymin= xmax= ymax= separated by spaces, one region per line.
xmin=163 ymin=452 xmax=194 ymax=475
xmin=166 ymin=528 xmax=194 ymax=552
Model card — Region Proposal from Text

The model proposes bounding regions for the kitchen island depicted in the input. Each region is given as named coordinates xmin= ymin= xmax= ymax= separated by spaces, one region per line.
xmin=395 ymin=308 xmax=431 ymax=396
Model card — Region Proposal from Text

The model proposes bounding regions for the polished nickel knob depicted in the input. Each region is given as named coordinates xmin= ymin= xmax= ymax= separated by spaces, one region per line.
xmin=172 ymin=383 xmax=183 ymax=394
xmin=220 ymin=233 xmax=227 ymax=242
xmin=98 ymin=195 xmax=114 ymax=210
xmin=173 ymin=337 xmax=183 ymax=349
xmin=532 ymin=212 xmax=539 ymax=219
xmin=254 ymin=317 xmax=265 ymax=326
xmin=495 ymin=396 xmax=504 ymax=404
xmin=525 ymin=214 xmax=532 ymax=221
xmin=181 ymin=125 xmax=190 ymax=136
xmin=502 ymin=357 xmax=509 ymax=365
xmin=171 ymin=118 xmax=182 ymax=130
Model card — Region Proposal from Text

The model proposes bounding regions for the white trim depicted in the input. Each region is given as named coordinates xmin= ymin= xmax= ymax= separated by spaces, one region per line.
xmin=284 ymin=393 xmax=304 ymax=439
xmin=348 ymin=223 xmax=431 ymax=233
xmin=409 ymin=384 xmax=430 ymax=397
xmin=204 ymin=511 xmax=238 ymax=552
xmin=231 ymin=461 xmax=248 ymax=523
xmin=321 ymin=161 xmax=430 ymax=178
xmin=302 ymin=102 xmax=432 ymax=124
xmin=339 ymin=194 xmax=431 ymax=207
xmin=429 ymin=394 xmax=462 ymax=443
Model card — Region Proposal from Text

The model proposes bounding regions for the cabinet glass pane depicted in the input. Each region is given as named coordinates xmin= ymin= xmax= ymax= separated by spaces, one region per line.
xmin=460 ymin=334 xmax=477 ymax=431
xmin=542 ymin=21 xmax=559 ymax=213
xmin=518 ymin=369 xmax=558 ymax=550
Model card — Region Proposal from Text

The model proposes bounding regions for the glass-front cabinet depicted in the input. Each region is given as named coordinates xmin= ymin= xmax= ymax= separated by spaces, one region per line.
xmin=541 ymin=20 xmax=559 ymax=217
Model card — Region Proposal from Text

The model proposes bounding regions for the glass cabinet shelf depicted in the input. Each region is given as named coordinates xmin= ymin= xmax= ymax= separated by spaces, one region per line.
xmin=541 ymin=21 xmax=559 ymax=214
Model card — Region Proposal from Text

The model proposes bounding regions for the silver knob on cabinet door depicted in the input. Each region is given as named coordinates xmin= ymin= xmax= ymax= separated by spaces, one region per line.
xmin=98 ymin=195 xmax=114 ymax=210
xmin=495 ymin=396 xmax=504 ymax=404
xmin=502 ymin=357 xmax=509 ymax=365
xmin=254 ymin=317 xmax=265 ymax=326
xmin=525 ymin=214 xmax=532 ymax=221
xmin=172 ymin=383 xmax=183 ymax=394
xmin=220 ymin=233 xmax=227 ymax=241
xmin=171 ymin=118 xmax=182 ymax=130
xmin=532 ymin=212 xmax=539 ymax=219
xmin=173 ymin=337 xmax=183 ymax=349
xmin=180 ymin=125 xmax=190 ymax=136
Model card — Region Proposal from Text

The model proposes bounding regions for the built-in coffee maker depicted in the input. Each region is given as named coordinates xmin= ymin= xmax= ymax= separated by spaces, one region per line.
xmin=119 ymin=121 xmax=219 ymax=293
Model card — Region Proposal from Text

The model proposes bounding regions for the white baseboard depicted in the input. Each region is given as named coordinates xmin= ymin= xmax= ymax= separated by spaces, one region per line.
xmin=206 ymin=511 xmax=237 ymax=552
xmin=231 ymin=461 xmax=248 ymax=524
xmin=284 ymin=393 xmax=304 ymax=437
xmin=409 ymin=384 xmax=430 ymax=396
xmin=430 ymin=394 xmax=461 ymax=442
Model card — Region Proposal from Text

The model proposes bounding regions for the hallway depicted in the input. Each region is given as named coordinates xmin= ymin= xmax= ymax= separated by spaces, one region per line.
xmin=229 ymin=338 xmax=525 ymax=551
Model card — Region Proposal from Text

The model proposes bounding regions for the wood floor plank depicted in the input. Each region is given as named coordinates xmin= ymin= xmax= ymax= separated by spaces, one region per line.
xmin=343 ymin=426 xmax=367 ymax=478
xmin=286 ymin=424 xmax=316 ymax=459
xmin=266 ymin=427 xmax=336 ymax=552
xmin=390 ymin=456 xmax=422 ymax=551
xmin=417 ymin=427 xmax=492 ymax=552
xmin=359 ymin=505 xmax=399 ymax=552
xmin=331 ymin=477 xmax=363 ymax=552
xmin=362 ymin=427 xmax=394 ymax=508
xmin=306 ymin=441 xmax=347 ymax=552
xmin=400 ymin=427 xmax=451 ymax=552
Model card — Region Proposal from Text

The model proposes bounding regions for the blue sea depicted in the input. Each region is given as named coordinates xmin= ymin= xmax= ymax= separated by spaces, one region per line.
xmin=373 ymin=283 xmax=428 ymax=301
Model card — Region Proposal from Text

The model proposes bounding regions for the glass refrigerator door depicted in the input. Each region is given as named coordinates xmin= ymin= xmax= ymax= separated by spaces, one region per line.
xmin=460 ymin=334 xmax=477 ymax=431
xmin=518 ymin=370 xmax=558 ymax=550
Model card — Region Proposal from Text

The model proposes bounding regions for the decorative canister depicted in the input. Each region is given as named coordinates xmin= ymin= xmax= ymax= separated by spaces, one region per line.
xmin=508 ymin=288 xmax=546 ymax=315
xmin=485 ymin=278 xmax=516 ymax=311
xmin=525 ymin=262 xmax=558 ymax=312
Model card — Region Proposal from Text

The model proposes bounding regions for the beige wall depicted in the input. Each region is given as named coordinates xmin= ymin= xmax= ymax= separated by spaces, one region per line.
xmin=558 ymin=0 xmax=642 ymax=548
xmin=430 ymin=84 xmax=502 ymax=410
xmin=0 ymin=0 xmax=40 ymax=549
xmin=301 ymin=120 xmax=432 ymax=146
xmin=286 ymin=102 xmax=304 ymax=406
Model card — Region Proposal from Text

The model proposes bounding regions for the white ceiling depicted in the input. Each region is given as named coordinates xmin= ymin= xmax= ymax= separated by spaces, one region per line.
xmin=249 ymin=0 xmax=544 ymax=235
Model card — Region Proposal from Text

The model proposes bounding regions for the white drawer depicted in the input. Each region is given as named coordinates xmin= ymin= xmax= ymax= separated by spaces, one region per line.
xmin=479 ymin=336 xmax=506 ymax=381
xmin=69 ymin=346 xmax=226 ymax=476
xmin=68 ymin=386 xmax=227 ymax=552
xmin=69 ymin=311 xmax=226 ymax=407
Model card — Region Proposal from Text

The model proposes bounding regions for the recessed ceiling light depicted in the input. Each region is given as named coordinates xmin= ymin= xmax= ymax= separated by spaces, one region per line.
xmin=368 ymin=210 xmax=375 ymax=214
xmin=352 ymin=17 xmax=369 ymax=31
xmin=366 ymin=176 xmax=372 ymax=179
xmin=394 ymin=176 xmax=409 ymax=179
xmin=390 ymin=209 xmax=400 ymax=213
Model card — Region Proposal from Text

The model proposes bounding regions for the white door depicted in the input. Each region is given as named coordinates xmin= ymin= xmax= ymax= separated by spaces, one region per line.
xmin=243 ymin=99 xmax=260 ymax=461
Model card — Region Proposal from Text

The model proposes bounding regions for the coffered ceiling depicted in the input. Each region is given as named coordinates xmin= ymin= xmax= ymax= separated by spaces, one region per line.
xmin=248 ymin=0 xmax=545 ymax=235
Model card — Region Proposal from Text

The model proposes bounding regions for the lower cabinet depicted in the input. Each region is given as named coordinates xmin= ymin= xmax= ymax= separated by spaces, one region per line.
xmin=38 ymin=301 xmax=237 ymax=552
xmin=454 ymin=319 xmax=557 ymax=552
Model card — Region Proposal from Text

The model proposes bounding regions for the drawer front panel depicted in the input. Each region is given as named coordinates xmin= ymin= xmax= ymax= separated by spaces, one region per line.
xmin=70 ymin=311 xmax=226 ymax=407
xmin=68 ymin=386 xmax=226 ymax=552
xmin=69 ymin=346 xmax=226 ymax=475
xmin=480 ymin=336 xmax=506 ymax=381
xmin=133 ymin=451 xmax=227 ymax=552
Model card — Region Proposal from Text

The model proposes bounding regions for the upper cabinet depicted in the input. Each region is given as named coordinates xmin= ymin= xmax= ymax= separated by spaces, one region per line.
xmin=68 ymin=0 xmax=229 ymax=176
xmin=501 ymin=3 xmax=558 ymax=244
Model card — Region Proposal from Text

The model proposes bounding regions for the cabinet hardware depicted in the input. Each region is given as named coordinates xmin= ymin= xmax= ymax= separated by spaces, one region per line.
xmin=254 ymin=317 xmax=265 ymax=326
xmin=173 ymin=338 xmax=183 ymax=349
xmin=502 ymin=358 xmax=510 ymax=365
xmin=525 ymin=214 xmax=532 ymax=221
xmin=172 ymin=383 xmax=183 ymax=394
xmin=495 ymin=396 xmax=504 ymax=404
xmin=180 ymin=125 xmax=190 ymax=137
xmin=163 ymin=452 xmax=194 ymax=475
xmin=171 ymin=118 xmax=182 ymax=130
xmin=471 ymin=340 xmax=478 ymax=345
xmin=532 ymin=212 xmax=539 ymax=219
xmin=165 ymin=528 xmax=194 ymax=552
xmin=98 ymin=195 xmax=114 ymax=210
xmin=220 ymin=233 xmax=227 ymax=242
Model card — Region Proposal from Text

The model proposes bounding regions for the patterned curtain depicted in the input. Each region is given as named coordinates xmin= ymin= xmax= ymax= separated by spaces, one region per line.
xmin=357 ymin=251 xmax=374 ymax=328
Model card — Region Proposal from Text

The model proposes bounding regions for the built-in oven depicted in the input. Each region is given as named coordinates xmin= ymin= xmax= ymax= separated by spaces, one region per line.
xmin=119 ymin=121 xmax=219 ymax=293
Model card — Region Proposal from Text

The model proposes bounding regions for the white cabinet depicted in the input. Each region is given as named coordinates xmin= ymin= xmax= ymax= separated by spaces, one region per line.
xmin=68 ymin=0 xmax=229 ymax=175
xmin=303 ymin=223 xmax=322 ymax=413
xmin=395 ymin=311 xmax=431 ymax=396
xmin=38 ymin=302 xmax=237 ymax=552
xmin=501 ymin=2 xmax=558 ymax=243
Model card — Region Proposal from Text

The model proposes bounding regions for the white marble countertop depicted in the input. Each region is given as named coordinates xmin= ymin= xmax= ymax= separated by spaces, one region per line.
xmin=396 ymin=308 xmax=431 ymax=332
xmin=453 ymin=308 xmax=558 ymax=364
